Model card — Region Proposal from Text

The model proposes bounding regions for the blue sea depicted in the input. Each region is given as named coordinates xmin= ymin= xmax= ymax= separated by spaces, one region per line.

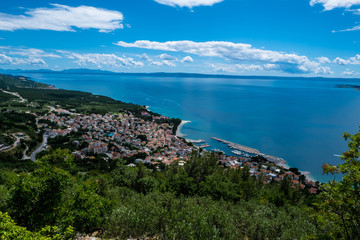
xmin=22 ymin=72 xmax=360 ymax=182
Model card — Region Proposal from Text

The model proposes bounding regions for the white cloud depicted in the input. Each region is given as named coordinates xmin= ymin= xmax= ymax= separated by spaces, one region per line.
xmin=313 ymin=66 xmax=333 ymax=74
xmin=210 ymin=64 xmax=237 ymax=73
xmin=0 ymin=4 xmax=124 ymax=32
xmin=116 ymin=40 xmax=329 ymax=74
xmin=333 ymin=55 xmax=360 ymax=65
xmin=210 ymin=63 xmax=276 ymax=73
xmin=4 ymin=47 xmax=61 ymax=58
xmin=151 ymin=60 xmax=176 ymax=67
xmin=181 ymin=56 xmax=194 ymax=63
xmin=162 ymin=60 xmax=176 ymax=66
xmin=337 ymin=25 xmax=360 ymax=32
xmin=310 ymin=0 xmax=360 ymax=10
xmin=67 ymin=53 xmax=144 ymax=68
xmin=154 ymin=0 xmax=223 ymax=8
xmin=0 ymin=54 xmax=46 ymax=66
xmin=342 ymin=69 xmax=359 ymax=75
xmin=141 ymin=53 xmax=150 ymax=61
xmin=333 ymin=57 xmax=352 ymax=65
xmin=210 ymin=62 xmax=333 ymax=74
xmin=316 ymin=56 xmax=331 ymax=63
xmin=159 ymin=53 xmax=177 ymax=60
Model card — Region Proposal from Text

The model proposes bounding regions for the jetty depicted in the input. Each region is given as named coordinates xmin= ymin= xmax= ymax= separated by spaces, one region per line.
xmin=211 ymin=137 xmax=260 ymax=155
xmin=211 ymin=137 xmax=286 ymax=166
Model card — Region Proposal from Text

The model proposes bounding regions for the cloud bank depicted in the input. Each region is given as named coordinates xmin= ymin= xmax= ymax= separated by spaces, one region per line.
xmin=0 ymin=54 xmax=46 ymax=66
xmin=0 ymin=4 xmax=124 ymax=32
xmin=67 ymin=53 xmax=144 ymax=68
xmin=310 ymin=0 xmax=360 ymax=10
xmin=333 ymin=55 xmax=360 ymax=65
xmin=116 ymin=40 xmax=329 ymax=74
xmin=154 ymin=0 xmax=223 ymax=8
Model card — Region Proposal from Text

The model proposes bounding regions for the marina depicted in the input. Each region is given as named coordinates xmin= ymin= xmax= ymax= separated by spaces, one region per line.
xmin=212 ymin=137 xmax=261 ymax=155
xmin=212 ymin=137 xmax=287 ymax=166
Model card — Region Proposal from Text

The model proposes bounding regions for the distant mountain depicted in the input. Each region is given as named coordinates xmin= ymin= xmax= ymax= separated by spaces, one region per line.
xmin=0 ymin=68 xmax=359 ymax=81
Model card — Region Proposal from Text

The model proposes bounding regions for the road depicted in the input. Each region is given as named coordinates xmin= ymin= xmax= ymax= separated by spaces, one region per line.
xmin=22 ymin=144 xmax=30 ymax=160
xmin=0 ymin=88 xmax=26 ymax=102
xmin=30 ymin=134 xmax=48 ymax=162
xmin=1 ymin=133 xmax=22 ymax=152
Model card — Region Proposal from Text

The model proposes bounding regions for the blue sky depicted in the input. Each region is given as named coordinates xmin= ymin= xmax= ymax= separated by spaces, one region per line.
xmin=1 ymin=0 xmax=360 ymax=77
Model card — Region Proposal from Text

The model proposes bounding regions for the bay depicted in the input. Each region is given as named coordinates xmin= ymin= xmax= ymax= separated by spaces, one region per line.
xmin=22 ymin=72 xmax=360 ymax=182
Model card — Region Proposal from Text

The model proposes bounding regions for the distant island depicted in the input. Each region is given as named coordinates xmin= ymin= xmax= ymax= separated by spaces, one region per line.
xmin=2 ymin=68 xmax=360 ymax=81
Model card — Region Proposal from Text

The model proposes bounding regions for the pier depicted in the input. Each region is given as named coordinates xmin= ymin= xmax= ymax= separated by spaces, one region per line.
xmin=211 ymin=137 xmax=286 ymax=166
xmin=211 ymin=137 xmax=260 ymax=155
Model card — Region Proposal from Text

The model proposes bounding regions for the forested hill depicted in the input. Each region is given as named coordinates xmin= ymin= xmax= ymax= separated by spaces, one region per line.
xmin=0 ymin=74 xmax=147 ymax=116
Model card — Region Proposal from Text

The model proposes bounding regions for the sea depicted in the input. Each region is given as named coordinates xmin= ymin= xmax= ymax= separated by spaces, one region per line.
xmin=20 ymin=72 xmax=360 ymax=182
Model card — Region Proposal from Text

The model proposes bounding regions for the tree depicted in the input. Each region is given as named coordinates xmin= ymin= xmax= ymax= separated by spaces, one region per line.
xmin=0 ymin=211 xmax=74 ymax=240
xmin=8 ymin=151 xmax=73 ymax=231
xmin=315 ymin=130 xmax=360 ymax=239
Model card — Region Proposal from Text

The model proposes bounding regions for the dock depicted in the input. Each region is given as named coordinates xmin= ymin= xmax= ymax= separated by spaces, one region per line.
xmin=211 ymin=137 xmax=286 ymax=166
xmin=211 ymin=137 xmax=260 ymax=155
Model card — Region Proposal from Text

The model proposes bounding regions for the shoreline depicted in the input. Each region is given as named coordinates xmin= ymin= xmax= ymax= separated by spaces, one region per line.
xmin=300 ymin=171 xmax=317 ymax=183
xmin=176 ymin=120 xmax=191 ymax=137
xmin=27 ymin=74 xmax=319 ymax=183
xmin=211 ymin=136 xmax=318 ymax=182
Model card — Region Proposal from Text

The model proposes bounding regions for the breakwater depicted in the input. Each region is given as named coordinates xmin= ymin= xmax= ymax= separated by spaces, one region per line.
xmin=212 ymin=137 xmax=287 ymax=167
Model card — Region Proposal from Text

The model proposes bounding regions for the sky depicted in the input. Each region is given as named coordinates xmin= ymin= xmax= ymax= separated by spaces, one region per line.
xmin=1 ymin=0 xmax=360 ymax=77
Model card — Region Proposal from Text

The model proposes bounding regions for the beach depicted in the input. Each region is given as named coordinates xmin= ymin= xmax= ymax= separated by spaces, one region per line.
xmin=176 ymin=120 xmax=191 ymax=137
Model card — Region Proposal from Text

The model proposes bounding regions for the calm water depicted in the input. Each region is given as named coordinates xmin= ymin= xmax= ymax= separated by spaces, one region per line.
xmin=23 ymin=73 xmax=360 ymax=182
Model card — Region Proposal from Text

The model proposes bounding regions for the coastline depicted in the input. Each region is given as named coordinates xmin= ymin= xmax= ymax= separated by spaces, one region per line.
xmin=300 ymin=171 xmax=317 ymax=183
xmin=176 ymin=120 xmax=191 ymax=137
xmin=25 ymin=73 xmax=320 ymax=183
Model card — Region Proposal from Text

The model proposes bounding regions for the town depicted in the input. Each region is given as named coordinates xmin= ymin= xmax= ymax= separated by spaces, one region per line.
xmin=35 ymin=107 xmax=320 ymax=194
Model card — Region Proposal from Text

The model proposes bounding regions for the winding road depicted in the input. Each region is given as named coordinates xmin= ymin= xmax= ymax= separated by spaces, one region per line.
xmin=30 ymin=134 xmax=48 ymax=162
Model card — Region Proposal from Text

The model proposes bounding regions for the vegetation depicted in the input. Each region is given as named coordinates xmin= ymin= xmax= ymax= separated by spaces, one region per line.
xmin=0 ymin=128 xmax=359 ymax=239
xmin=0 ymin=149 xmax=321 ymax=239
xmin=314 ymin=131 xmax=360 ymax=239
xmin=0 ymin=111 xmax=42 ymax=161
xmin=0 ymin=74 xmax=148 ymax=117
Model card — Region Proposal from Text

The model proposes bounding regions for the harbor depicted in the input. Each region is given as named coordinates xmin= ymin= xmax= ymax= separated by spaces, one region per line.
xmin=212 ymin=137 xmax=287 ymax=166
xmin=211 ymin=137 xmax=261 ymax=155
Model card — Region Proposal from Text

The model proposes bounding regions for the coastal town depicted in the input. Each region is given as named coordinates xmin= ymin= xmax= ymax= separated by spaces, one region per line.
xmin=27 ymin=106 xmax=320 ymax=194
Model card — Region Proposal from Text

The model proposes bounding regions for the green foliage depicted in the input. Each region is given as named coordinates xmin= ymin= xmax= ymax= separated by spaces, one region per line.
xmin=6 ymin=149 xmax=110 ymax=234
xmin=0 ymin=211 xmax=74 ymax=240
xmin=314 ymin=130 xmax=360 ymax=239
xmin=0 ymin=145 xmax=320 ymax=239
xmin=103 ymin=192 xmax=316 ymax=240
